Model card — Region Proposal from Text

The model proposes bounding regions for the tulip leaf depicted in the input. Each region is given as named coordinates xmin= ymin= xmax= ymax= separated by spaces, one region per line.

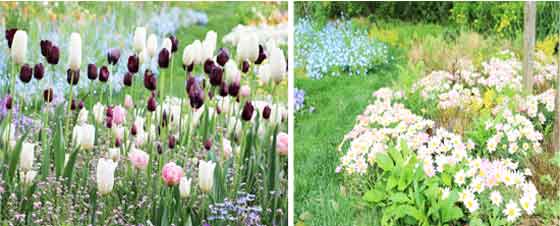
xmin=54 ymin=121 xmax=65 ymax=177
xmin=7 ymin=131 xmax=28 ymax=183
xmin=63 ymin=147 xmax=80 ymax=186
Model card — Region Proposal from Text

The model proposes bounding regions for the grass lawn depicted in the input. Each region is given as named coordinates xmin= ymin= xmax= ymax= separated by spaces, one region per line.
xmin=294 ymin=67 xmax=401 ymax=226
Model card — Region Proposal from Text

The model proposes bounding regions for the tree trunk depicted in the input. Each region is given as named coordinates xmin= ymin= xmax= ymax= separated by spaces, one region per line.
xmin=523 ymin=1 xmax=536 ymax=93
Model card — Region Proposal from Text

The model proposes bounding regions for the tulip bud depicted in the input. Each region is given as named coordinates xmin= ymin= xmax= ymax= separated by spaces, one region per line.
xmin=276 ymin=132 xmax=288 ymax=156
xmin=68 ymin=33 xmax=82 ymax=70
xmin=168 ymin=135 xmax=176 ymax=149
xmin=19 ymin=64 xmax=32 ymax=83
xmin=33 ymin=63 xmax=44 ymax=80
xmin=5 ymin=28 xmax=17 ymax=48
xmin=128 ymin=148 xmax=149 ymax=170
xmin=158 ymin=48 xmax=170 ymax=68
xmin=147 ymin=95 xmax=157 ymax=112
xmin=124 ymin=95 xmax=134 ymax=109
xmin=162 ymin=162 xmax=183 ymax=186
xmin=186 ymin=76 xmax=196 ymax=95
xmin=43 ymin=88 xmax=53 ymax=103
xmin=236 ymin=32 xmax=259 ymax=62
xmin=93 ymin=102 xmax=105 ymax=124
xmin=241 ymin=101 xmax=254 ymax=121
xmin=106 ymin=106 xmax=114 ymax=118
xmin=105 ymin=117 xmax=113 ymax=128
xmin=107 ymin=48 xmax=120 ymax=65
xmin=204 ymin=139 xmax=212 ymax=150
xmin=11 ymin=30 xmax=27 ymax=65
xmin=96 ymin=158 xmax=118 ymax=195
xmin=19 ymin=142 xmax=35 ymax=171
xmin=127 ymin=54 xmax=140 ymax=73
xmin=219 ymin=82 xmax=228 ymax=97
xmin=71 ymin=99 xmax=77 ymax=111
xmin=269 ymin=47 xmax=287 ymax=83
xmin=77 ymin=108 xmax=88 ymax=124
xmin=72 ymin=123 xmax=95 ymax=149
xmin=4 ymin=95 xmax=12 ymax=110
xmin=224 ymin=60 xmax=241 ymax=83
xmin=46 ymin=45 xmax=60 ymax=65
xmin=162 ymin=38 xmax=172 ymax=53
xmin=147 ymin=34 xmax=158 ymax=58
xmin=191 ymin=40 xmax=203 ymax=64
xmin=115 ymin=138 xmax=122 ymax=147
xmin=123 ymin=72 xmax=133 ymax=87
xmin=179 ymin=177 xmax=192 ymax=198
xmin=198 ymin=160 xmax=216 ymax=193
xmin=144 ymin=69 xmax=157 ymax=91
xmin=157 ymin=142 xmax=163 ymax=154
xmin=98 ymin=66 xmax=110 ymax=82
xmin=169 ymin=35 xmax=179 ymax=53
xmin=202 ymin=31 xmax=217 ymax=61
xmin=240 ymin=85 xmax=250 ymax=98
xmin=40 ymin=40 xmax=52 ymax=58
xmin=209 ymin=66 xmax=223 ymax=87
xmin=216 ymin=48 xmax=229 ymax=66
xmin=182 ymin=44 xmax=195 ymax=70
xmin=188 ymin=82 xmax=204 ymax=109
xmin=87 ymin=63 xmax=98 ymax=80
xmin=228 ymin=81 xmax=240 ymax=97
xmin=66 ymin=69 xmax=80 ymax=85
xmin=254 ymin=44 xmax=267 ymax=65
xmin=108 ymin=148 xmax=120 ymax=162
xmin=242 ymin=60 xmax=250 ymax=73
xmin=133 ymin=27 xmax=147 ymax=53
xmin=204 ymin=59 xmax=215 ymax=74
xmin=263 ymin=105 xmax=271 ymax=119
xmin=21 ymin=170 xmax=37 ymax=185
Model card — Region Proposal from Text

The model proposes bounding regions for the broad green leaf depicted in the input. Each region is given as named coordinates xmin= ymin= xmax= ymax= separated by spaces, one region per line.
xmin=375 ymin=152 xmax=394 ymax=171
xmin=363 ymin=189 xmax=385 ymax=203
xmin=441 ymin=172 xmax=452 ymax=186
xmin=388 ymin=146 xmax=403 ymax=166
xmin=389 ymin=192 xmax=410 ymax=203
xmin=441 ymin=205 xmax=464 ymax=223
xmin=387 ymin=174 xmax=398 ymax=190
xmin=7 ymin=131 xmax=28 ymax=183
xmin=397 ymin=166 xmax=413 ymax=191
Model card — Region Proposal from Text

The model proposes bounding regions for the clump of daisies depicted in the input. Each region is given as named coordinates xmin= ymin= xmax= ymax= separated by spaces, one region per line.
xmin=484 ymin=109 xmax=543 ymax=156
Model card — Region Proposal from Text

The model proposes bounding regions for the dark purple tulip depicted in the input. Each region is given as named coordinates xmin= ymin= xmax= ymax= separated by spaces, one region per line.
xmin=66 ymin=69 xmax=79 ymax=85
xmin=204 ymin=139 xmax=212 ymax=150
xmin=186 ymin=76 xmax=196 ymax=94
xmin=255 ymin=45 xmax=267 ymax=65
xmin=5 ymin=95 xmax=12 ymax=110
xmin=204 ymin=59 xmax=215 ymax=74
xmin=161 ymin=111 xmax=168 ymax=127
xmin=228 ymin=81 xmax=240 ymax=97
xmin=43 ymin=88 xmax=53 ymax=103
xmin=71 ymin=99 xmax=77 ymax=111
xmin=131 ymin=125 xmax=138 ymax=136
xmin=33 ymin=63 xmax=44 ymax=80
xmin=147 ymin=95 xmax=157 ymax=112
xmin=241 ymin=101 xmax=254 ymax=121
xmin=19 ymin=64 xmax=32 ymax=83
xmin=208 ymin=90 xmax=214 ymax=100
xmin=169 ymin=35 xmax=179 ymax=53
xmin=127 ymin=55 xmax=139 ymax=73
xmin=157 ymin=142 xmax=163 ymax=154
xmin=5 ymin=28 xmax=17 ymax=48
xmin=184 ymin=62 xmax=194 ymax=72
xmin=168 ymin=135 xmax=176 ymax=149
xmin=219 ymin=81 xmax=228 ymax=97
xmin=242 ymin=60 xmax=250 ymax=73
xmin=115 ymin=138 xmax=122 ymax=147
xmin=106 ymin=106 xmax=113 ymax=118
xmin=87 ymin=64 xmax=98 ymax=80
xmin=40 ymin=40 xmax=52 ymax=58
xmin=99 ymin=66 xmax=110 ymax=82
xmin=263 ymin=105 xmax=271 ymax=119
xmin=158 ymin=48 xmax=170 ymax=68
xmin=188 ymin=82 xmax=204 ymax=109
xmin=209 ymin=66 xmax=223 ymax=87
xmin=216 ymin=48 xmax=229 ymax=66
xmin=144 ymin=69 xmax=157 ymax=91
xmin=107 ymin=48 xmax=120 ymax=65
xmin=78 ymin=100 xmax=84 ymax=110
xmin=123 ymin=72 xmax=133 ymax=87
xmin=46 ymin=45 xmax=60 ymax=65
xmin=216 ymin=106 xmax=222 ymax=115
xmin=105 ymin=117 xmax=113 ymax=128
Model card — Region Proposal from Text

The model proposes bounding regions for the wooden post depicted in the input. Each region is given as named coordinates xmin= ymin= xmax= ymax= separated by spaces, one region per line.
xmin=523 ymin=1 xmax=536 ymax=93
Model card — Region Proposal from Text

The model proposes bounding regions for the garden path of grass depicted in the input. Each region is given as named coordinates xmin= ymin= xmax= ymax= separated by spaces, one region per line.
xmin=295 ymin=67 xmax=402 ymax=226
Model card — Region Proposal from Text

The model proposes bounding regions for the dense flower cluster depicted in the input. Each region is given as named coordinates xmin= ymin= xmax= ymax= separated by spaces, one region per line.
xmin=295 ymin=18 xmax=391 ymax=79
xmin=484 ymin=109 xmax=543 ymax=155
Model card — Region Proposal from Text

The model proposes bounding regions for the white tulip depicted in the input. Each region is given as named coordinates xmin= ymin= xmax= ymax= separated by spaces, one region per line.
xmin=19 ymin=142 xmax=35 ymax=171
xmin=227 ymin=117 xmax=242 ymax=138
xmin=146 ymin=34 xmax=158 ymax=58
xmin=179 ymin=177 xmax=192 ymax=198
xmin=68 ymin=32 xmax=82 ymax=70
xmin=10 ymin=30 xmax=27 ymax=65
xmin=202 ymin=30 xmax=217 ymax=60
xmin=236 ymin=32 xmax=259 ymax=62
xmin=182 ymin=44 xmax=195 ymax=66
xmin=133 ymin=27 xmax=147 ymax=53
xmin=112 ymin=126 xmax=125 ymax=140
xmin=162 ymin=38 xmax=172 ymax=52
xmin=96 ymin=158 xmax=118 ymax=195
xmin=222 ymin=138 xmax=232 ymax=159
xmin=108 ymin=148 xmax=120 ymax=162
xmin=72 ymin=124 xmax=95 ymax=150
xmin=191 ymin=40 xmax=203 ymax=65
xmin=224 ymin=60 xmax=241 ymax=83
xmin=20 ymin=170 xmax=37 ymax=185
xmin=78 ymin=108 xmax=89 ymax=124
xmin=92 ymin=102 xmax=105 ymax=124
xmin=139 ymin=49 xmax=149 ymax=65
xmin=258 ymin=63 xmax=271 ymax=84
xmin=269 ymin=47 xmax=286 ymax=83
xmin=198 ymin=160 xmax=216 ymax=193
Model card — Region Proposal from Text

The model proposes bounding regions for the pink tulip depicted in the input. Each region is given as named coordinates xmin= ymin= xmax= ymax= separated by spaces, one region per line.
xmin=162 ymin=162 xmax=183 ymax=186
xmin=276 ymin=132 xmax=288 ymax=156
xmin=240 ymin=85 xmax=250 ymax=97
xmin=128 ymin=148 xmax=149 ymax=170
xmin=112 ymin=105 xmax=126 ymax=125
xmin=124 ymin=95 xmax=134 ymax=109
